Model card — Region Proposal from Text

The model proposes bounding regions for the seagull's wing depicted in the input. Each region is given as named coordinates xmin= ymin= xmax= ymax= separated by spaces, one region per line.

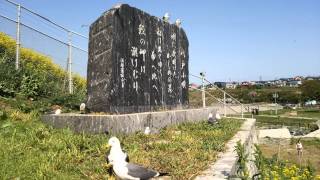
xmin=126 ymin=163 xmax=159 ymax=179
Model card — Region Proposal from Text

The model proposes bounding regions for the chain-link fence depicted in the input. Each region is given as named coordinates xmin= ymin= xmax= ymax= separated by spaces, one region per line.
xmin=0 ymin=0 xmax=88 ymax=94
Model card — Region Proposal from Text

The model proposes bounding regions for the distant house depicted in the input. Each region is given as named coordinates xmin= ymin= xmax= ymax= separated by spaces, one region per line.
xmin=288 ymin=80 xmax=302 ymax=87
xmin=189 ymin=83 xmax=199 ymax=89
xmin=214 ymin=82 xmax=227 ymax=88
xmin=225 ymin=82 xmax=237 ymax=89
xmin=241 ymin=81 xmax=250 ymax=87
xmin=279 ymin=78 xmax=289 ymax=82
xmin=294 ymin=76 xmax=303 ymax=81
xmin=274 ymin=80 xmax=286 ymax=87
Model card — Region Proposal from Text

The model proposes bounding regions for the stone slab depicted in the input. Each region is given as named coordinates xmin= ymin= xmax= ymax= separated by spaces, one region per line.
xmin=42 ymin=107 xmax=216 ymax=134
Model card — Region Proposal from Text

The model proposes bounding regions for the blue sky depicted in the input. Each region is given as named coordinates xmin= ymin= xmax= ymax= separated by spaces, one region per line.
xmin=1 ymin=0 xmax=319 ymax=83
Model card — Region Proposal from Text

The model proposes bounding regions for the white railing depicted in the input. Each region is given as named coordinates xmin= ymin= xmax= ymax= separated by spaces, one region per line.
xmin=190 ymin=73 xmax=251 ymax=118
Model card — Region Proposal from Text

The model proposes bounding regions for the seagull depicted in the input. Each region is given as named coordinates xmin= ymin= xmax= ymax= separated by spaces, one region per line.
xmin=215 ymin=113 xmax=221 ymax=120
xmin=108 ymin=137 xmax=168 ymax=180
xmin=175 ymin=19 xmax=181 ymax=27
xmin=54 ymin=108 xmax=61 ymax=115
xmin=208 ymin=112 xmax=216 ymax=124
xmin=163 ymin=12 xmax=170 ymax=22
xmin=80 ymin=103 xmax=86 ymax=114
xmin=107 ymin=137 xmax=129 ymax=164
xmin=144 ymin=127 xmax=151 ymax=135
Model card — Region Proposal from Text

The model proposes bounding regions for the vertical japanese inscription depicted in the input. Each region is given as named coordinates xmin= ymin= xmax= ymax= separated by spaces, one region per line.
xmin=87 ymin=4 xmax=189 ymax=113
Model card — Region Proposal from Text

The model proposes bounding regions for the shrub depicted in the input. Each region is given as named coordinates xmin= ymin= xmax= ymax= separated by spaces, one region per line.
xmin=0 ymin=32 xmax=86 ymax=96
xmin=0 ymin=32 xmax=86 ymax=111
xmin=235 ymin=141 xmax=249 ymax=179
xmin=49 ymin=93 xmax=86 ymax=112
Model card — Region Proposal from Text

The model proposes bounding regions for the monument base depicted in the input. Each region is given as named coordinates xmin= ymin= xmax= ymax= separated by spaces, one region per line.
xmin=42 ymin=107 xmax=216 ymax=134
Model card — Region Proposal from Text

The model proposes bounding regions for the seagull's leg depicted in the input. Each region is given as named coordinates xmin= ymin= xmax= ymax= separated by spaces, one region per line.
xmin=102 ymin=162 xmax=112 ymax=169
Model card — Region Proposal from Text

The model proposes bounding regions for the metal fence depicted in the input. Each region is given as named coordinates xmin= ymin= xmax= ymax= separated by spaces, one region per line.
xmin=0 ymin=0 xmax=88 ymax=94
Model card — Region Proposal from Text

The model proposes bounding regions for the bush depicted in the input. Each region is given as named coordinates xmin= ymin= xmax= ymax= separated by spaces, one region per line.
xmin=0 ymin=32 xmax=86 ymax=98
xmin=0 ymin=32 xmax=86 ymax=111
xmin=235 ymin=141 xmax=249 ymax=179
xmin=49 ymin=93 xmax=86 ymax=112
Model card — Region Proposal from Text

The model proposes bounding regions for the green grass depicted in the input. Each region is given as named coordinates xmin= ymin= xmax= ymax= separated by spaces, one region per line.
xmin=255 ymin=116 xmax=317 ymax=127
xmin=0 ymin=114 xmax=107 ymax=179
xmin=254 ymin=116 xmax=318 ymax=134
xmin=247 ymin=108 xmax=320 ymax=131
xmin=0 ymin=107 xmax=243 ymax=179
xmin=259 ymin=108 xmax=320 ymax=119
xmin=257 ymin=109 xmax=292 ymax=116
xmin=297 ymin=109 xmax=320 ymax=119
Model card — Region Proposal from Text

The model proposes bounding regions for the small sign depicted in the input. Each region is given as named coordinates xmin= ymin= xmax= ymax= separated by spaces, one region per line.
xmin=273 ymin=93 xmax=279 ymax=99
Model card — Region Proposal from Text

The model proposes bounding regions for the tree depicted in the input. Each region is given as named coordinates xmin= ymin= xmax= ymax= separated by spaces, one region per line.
xmin=248 ymin=91 xmax=257 ymax=103
xmin=300 ymin=80 xmax=320 ymax=102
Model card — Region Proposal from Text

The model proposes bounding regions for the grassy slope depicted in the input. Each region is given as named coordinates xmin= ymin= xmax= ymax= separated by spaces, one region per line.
xmin=0 ymin=98 xmax=242 ymax=179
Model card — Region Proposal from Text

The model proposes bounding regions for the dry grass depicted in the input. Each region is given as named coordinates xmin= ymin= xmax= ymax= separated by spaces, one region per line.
xmin=259 ymin=138 xmax=320 ymax=175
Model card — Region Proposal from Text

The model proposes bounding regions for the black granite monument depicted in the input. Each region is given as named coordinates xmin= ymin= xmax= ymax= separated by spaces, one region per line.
xmin=87 ymin=4 xmax=189 ymax=113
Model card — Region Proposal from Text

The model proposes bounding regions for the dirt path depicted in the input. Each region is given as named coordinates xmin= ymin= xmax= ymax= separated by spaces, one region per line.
xmin=259 ymin=128 xmax=292 ymax=138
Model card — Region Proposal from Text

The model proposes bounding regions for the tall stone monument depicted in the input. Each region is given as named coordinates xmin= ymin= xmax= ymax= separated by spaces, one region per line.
xmin=87 ymin=4 xmax=189 ymax=113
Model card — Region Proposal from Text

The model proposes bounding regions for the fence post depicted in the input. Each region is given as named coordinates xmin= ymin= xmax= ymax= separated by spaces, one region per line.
xmin=241 ymin=104 xmax=244 ymax=118
xmin=200 ymin=72 xmax=206 ymax=108
xmin=68 ymin=32 xmax=73 ymax=94
xmin=224 ymin=92 xmax=226 ymax=117
xmin=15 ymin=4 xmax=21 ymax=70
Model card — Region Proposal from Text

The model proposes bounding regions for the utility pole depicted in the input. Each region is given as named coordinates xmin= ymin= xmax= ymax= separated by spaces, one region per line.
xmin=200 ymin=72 xmax=206 ymax=108
xmin=15 ymin=4 xmax=21 ymax=70
xmin=68 ymin=32 xmax=73 ymax=94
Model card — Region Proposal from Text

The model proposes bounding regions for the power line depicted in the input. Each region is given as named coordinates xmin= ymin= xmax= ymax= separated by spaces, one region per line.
xmin=4 ymin=0 xmax=88 ymax=39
